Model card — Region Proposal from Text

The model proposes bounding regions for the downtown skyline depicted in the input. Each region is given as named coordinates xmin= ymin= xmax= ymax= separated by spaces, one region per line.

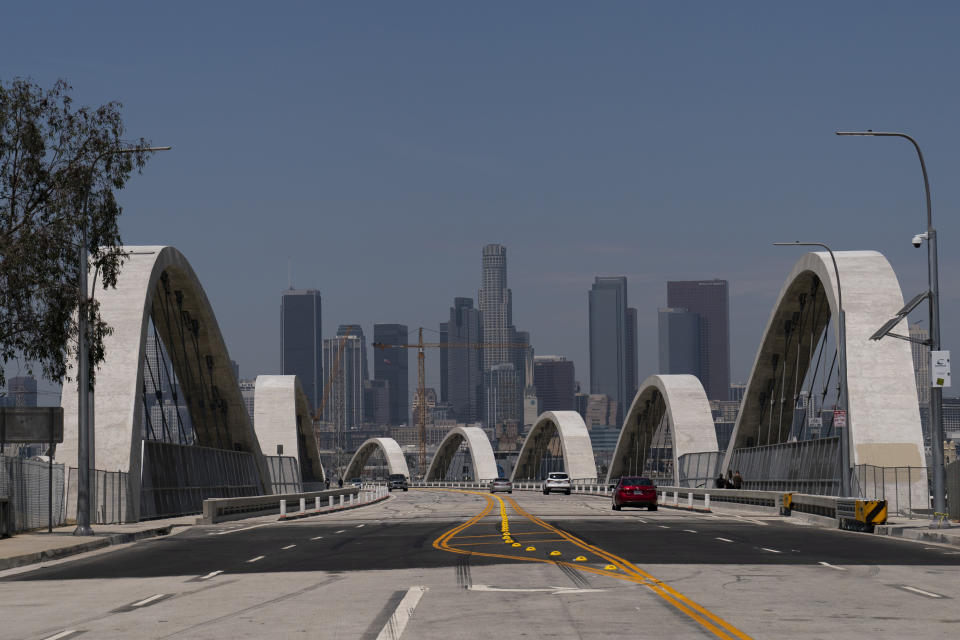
xmin=4 ymin=3 xmax=960 ymax=403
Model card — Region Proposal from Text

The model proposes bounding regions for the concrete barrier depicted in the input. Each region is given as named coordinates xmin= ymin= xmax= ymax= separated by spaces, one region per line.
xmin=200 ymin=487 xmax=360 ymax=524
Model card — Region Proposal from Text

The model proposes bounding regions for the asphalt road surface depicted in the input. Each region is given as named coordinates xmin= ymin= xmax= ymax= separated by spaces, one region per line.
xmin=2 ymin=489 xmax=959 ymax=639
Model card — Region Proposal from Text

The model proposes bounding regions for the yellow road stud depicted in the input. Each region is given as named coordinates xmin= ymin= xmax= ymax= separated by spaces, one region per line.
xmin=525 ymin=546 xmax=536 ymax=551
xmin=574 ymin=556 xmax=587 ymax=562
xmin=512 ymin=542 xmax=521 ymax=547
xmin=604 ymin=564 xmax=617 ymax=571
xmin=549 ymin=550 xmax=561 ymax=556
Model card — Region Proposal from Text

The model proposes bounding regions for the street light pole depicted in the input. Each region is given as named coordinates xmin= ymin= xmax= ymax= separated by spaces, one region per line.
xmin=774 ymin=241 xmax=850 ymax=496
xmin=74 ymin=145 xmax=171 ymax=536
xmin=836 ymin=130 xmax=945 ymax=516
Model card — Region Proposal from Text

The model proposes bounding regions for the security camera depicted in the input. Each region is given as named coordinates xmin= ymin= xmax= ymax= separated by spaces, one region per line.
xmin=912 ymin=232 xmax=928 ymax=248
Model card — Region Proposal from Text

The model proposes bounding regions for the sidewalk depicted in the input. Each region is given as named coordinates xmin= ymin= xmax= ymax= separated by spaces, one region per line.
xmin=0 ymin=516 xmax=195 ymax=571
xmin=875 ymin=518 xmax=960 ymax=547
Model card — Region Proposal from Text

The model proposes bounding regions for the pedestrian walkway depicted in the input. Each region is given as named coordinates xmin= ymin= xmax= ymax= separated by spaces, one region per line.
xmin=0 ymin=516 xmax=194 ymax=571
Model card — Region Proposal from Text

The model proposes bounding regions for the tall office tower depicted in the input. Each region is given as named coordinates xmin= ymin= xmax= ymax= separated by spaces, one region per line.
xmin=373 ymin=324 xmax=409 ymax=425
xmin=910 ymin=322 xmax=931 ymax=406
xmin=230 ymin=360 xmax=240 ymax=381
xmin=281 ymin=289 xmax=322 ymax=410
xmin=239 ymin=380 xmax=256 ymax=422
xmin=534 ymin=356 xmax=575 ymax=412
xmin=442 ymin=298 xmax=483 ymax=422
xmin=625 ymin=308 xmax=638 ymax=400
xmin=478 ymin=244 xmax=512 ymax=370
xmin=363 ymin=379 xmax=390 ymax=424
xmin=667 ymin=279 xmax=730 ymax=401
xmin=322 ymin=328 xmax=366 ymax=429
xmin=7 ymin=376 xmax=38 ymax=407
xmin=584 ymin=394 xmax=617 ymax=428
xmin=589 ymin=276 xmax=629 ymax=426
xmin=728 ymin=383 xmax=747 ymax=403
xmin=484 ymin=364 xmax=521 ymax=426
xmin=658 ymin=307 xmax=702 ymax=377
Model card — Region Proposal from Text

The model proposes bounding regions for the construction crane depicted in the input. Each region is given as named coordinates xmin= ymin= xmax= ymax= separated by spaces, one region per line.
xmin=372 ymin=328 xmax=532 ymax=477
xmin=314 ymin=325 xmax=357 ymax=480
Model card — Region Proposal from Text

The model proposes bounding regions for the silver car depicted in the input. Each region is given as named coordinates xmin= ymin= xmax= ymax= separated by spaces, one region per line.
xmin=489 ymin=478 xmax=513 ymax=494
xmin=543 ymin=472 xmax=571 ymax=495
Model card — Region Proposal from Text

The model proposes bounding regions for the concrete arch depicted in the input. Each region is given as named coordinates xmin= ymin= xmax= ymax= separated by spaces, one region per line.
xmin=254 ymin=375 xmax=325 ymax=483
xmin=511 ymin=411 xmax=596 ymax=482
xmin=425 ymin=426 xmax=498 ymax=482
xmin=606 ymin=375 xmax=719 ymax=486
xmin=723 ymin=251 xmax=926 ymax=498
xmin=344 ymin=437 xmax=411 ymax=480
xmin=59 ymin=246 xmax=269 ymax=521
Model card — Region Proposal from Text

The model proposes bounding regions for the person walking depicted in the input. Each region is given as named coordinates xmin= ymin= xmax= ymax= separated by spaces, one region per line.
xmin=732 ymin=470 xmax=743 ymax=489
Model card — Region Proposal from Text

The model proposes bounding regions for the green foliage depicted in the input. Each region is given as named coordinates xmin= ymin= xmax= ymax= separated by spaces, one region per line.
xmin=0 ymin=78 xmax=157 ymax=387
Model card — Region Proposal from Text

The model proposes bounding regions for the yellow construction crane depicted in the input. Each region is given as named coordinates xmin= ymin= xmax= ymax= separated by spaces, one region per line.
xmin=373 ymin=328 xmax=531 ymax=477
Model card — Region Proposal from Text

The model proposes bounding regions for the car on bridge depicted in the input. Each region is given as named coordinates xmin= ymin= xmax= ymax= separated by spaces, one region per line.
xmin=387 ymin=473 xmax=408 ymax=491
xmin=489 ymin=478 xmax=513 ymax=493
xmin=612 ymin=476 xmax=657 ymax=511
xmin=543 ymin=472 xmax=571 ymax=495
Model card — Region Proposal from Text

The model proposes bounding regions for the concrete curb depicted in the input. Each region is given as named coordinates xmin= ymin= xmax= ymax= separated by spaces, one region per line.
xmin=0 ymin=525 xmax=176 ymax=571
xmin=874 ymin=524 xmax=960 ymax=547
xmin=278 ymin=495 xmax=390 ymax=521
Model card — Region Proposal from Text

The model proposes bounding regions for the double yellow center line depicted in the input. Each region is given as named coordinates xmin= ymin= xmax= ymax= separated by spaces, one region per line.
xmin=430 ymin=489 xmax=753 ymax=640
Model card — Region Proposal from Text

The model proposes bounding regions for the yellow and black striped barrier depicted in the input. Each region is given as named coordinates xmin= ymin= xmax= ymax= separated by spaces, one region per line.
xmin=837 ymin=499 xmax=887 ymax=532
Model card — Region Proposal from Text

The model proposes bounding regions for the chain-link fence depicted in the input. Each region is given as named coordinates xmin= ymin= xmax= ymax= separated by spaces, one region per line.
xmin=0 ymin=455 xmax=66 ymax=532
xmin=265 ymin=456 xmax=301 ymax=494
xmin=66 ymin=468 xmax=129 ymax=524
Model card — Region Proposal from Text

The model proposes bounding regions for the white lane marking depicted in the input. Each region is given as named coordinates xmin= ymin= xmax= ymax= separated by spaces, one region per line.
xmin=132 ymin=594 xmax=166 ymax=607
xmin=42 ymin=631 xmax=79 ymax=640
xmin=683 ymin=529 xmax=697 ymax=534
xmin=214 ymin=523 xmax=270 ymax=536
xmin=282 ymin=544 xmax=296 ymax=550
xmin=469 ymin=584 xmax=606 ymax=594
xmin=761 ymin=547 xmax=781 ymax=554
xmin=311 ymin=536 xmax=324 ymax=540
xmin=334 ymin=529 xmax=347 ymax=534
xmin=634 ymin=518 xmax=647 ymax=523
xmin=659 ymin=525 xmax=670 ymax=529
xmin=246 ymin=555 xmax=265 ymax=563
xmin=737 ymin=516 xmax=769 ymax=526
xmin=818 ymin=562 xmax=846 ymax=571
xmin=376 ymin=585 xmax=428 ymax=640
xmin=716 ymin=537 xmax=734 ymax=543
xmin=198 ymin=570 xmax=223 ymax=580
xmin=900 ymin=585 xmax=944 ymax=599
xmin=356 ymin=524 xmax=365 ymax=528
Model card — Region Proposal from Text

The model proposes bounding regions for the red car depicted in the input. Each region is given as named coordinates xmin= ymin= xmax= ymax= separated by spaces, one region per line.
xmin=612 ymin=476 xmax=658 ymax=511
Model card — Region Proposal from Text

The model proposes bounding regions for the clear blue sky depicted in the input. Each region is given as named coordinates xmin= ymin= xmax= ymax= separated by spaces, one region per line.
xmin=5 ymin=2 xmax=960 ymax=399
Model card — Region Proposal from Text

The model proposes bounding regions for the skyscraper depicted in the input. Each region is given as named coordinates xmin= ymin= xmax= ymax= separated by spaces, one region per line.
xmin=322 ymin=326 xmax=366 ymax=429
xmin=625 ymin=307 xmax=638 ymax=400
xmin=442 ymin=298 xmax=482 ymax=423
xmin=534 ymin=356 xmax=575 ymax=412
xmin=373 ymin=323 xmax=409 ymax=425
xmin=658 ymin=307 xmax=702 ymax=377
xmin=281 ymin=289 xmax=322 ymax=410
xmin=667 ymin=280 xmax=730 ymax=401
xmin=589 ymin=276 xmax=629 ymax=425
xmin=479 ymin=244 xmax=512 ymax=370
xmin=7 ymin=375 xmax=38 ymax=407
xmin=484 ymin=364 xmax=521 ymax=426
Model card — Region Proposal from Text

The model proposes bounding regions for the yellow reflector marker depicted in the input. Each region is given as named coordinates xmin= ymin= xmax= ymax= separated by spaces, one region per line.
xmin=574 ymin=556 xmax=587 ymax=562
xmin=550 ymin=551 xmax=561 ymax=556
xmin=604 ymin=564 xmax=617 ymax=571
xmin=525 ymin=546 xmax=536 ymax=551
xmin=512 ymin=542 xmax=521 ymax=547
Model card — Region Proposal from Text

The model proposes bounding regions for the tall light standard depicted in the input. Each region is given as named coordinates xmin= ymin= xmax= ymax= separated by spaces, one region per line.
xmin=836 ymin=130 xmax=946 ymax=517
xmin=773 ymin=241 xmax=850 ymax=496
xmin=74 ymin=145 xmax=171 ymax=536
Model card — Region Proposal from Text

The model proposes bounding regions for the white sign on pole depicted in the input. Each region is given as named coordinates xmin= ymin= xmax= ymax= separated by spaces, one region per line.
xmin=833 ymin=410 xmax=846 ymax=428
xmin=931 ymin=350 xmax=951 ymax=388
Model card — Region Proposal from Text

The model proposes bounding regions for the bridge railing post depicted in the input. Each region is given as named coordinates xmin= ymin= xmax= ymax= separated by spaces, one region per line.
xmin=280 ymin=499 xmax=287 ymax=517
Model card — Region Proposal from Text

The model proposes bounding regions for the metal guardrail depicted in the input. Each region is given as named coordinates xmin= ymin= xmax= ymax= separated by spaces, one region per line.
xmin=200 ymin=487 xmax=361 ymax=524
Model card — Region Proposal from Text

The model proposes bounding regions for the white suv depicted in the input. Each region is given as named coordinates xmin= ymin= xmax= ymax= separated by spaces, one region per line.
xmin=543 ymin=472 xmax=571 ymax=495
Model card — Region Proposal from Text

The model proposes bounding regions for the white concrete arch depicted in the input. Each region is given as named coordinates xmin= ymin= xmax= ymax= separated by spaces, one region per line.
xmin=724 ymin=251 xmax=926 ymax=499
xmin=254 ymin=375 xmax=325 ymax=483
xmin=344 ymin=437 xmax=411 ymax=480
xmin=606 ymin=375 xmax=719 ymax=486
xmin=59 ymin=246 xmax=269 ymax=520
xmin=510 ymin=411 xmax=597 ymax=482
xmin=425 ymin=426 xmax=498 ymax=482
